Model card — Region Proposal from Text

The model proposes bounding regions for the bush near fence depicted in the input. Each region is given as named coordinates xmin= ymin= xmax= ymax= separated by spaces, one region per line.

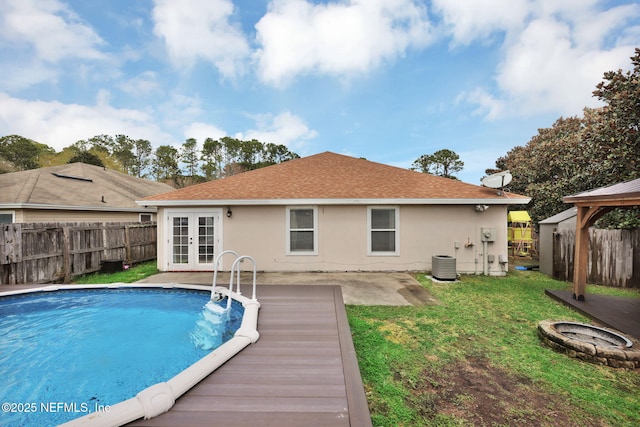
xmin=0 ymin=222 xmax=157 ymax=285
xmin=553 ymin=228 xmax=640 ymax=288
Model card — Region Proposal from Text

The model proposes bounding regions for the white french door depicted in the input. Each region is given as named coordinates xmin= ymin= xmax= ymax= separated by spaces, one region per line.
xmin=167 ymin=210 xmax=221 ymax=271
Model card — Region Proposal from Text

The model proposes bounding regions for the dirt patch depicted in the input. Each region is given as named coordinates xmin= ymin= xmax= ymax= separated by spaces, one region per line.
xmin=397 ymin=284 xmax=440 ymax=306
xmin=413 ymin=357 xmax=608 ymax=426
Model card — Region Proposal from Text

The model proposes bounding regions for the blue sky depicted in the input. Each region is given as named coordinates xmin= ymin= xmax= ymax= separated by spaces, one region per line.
xmin=0 ymin=0 xmax=638 ymax=185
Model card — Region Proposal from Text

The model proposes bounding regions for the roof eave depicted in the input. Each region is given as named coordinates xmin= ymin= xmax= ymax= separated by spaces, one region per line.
xmin=0 ymin=203 xmax=158 ymax=212
xmin=137 ymin=197 xmax=531 ymax=207
xmin=563 ymin=193 xmax=640 ymax=207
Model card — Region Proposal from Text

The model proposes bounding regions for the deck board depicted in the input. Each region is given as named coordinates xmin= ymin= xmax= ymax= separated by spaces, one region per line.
xmin=128 ymin=285 xmax=372 ymax=427
xmin=545 ymin=289 xmax=640 ymax=341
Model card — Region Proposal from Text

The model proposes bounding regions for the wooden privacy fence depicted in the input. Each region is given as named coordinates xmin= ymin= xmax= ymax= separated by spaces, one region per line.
xmin=553 ymin=228 xmax=640 ymax=288
xmin=0 ymin=222 xmax=157 ymax=285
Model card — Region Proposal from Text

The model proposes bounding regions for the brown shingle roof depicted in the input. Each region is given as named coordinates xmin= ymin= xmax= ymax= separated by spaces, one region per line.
xmin=0 ymin=163 xmax=174 ymax=209
xmin=142 ymin=152 xmax=529 ymax=204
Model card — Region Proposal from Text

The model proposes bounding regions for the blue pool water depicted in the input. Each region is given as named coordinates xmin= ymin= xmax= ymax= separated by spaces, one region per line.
xmin=0 ymin=288 xmax=243 ymax=427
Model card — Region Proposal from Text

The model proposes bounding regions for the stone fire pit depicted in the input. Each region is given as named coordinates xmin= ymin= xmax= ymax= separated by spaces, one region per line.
xmin=538 ymin=320 xmax=640 ymax=369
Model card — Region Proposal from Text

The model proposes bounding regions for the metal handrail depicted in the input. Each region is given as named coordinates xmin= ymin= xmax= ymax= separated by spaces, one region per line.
xmin=210 ymin=250 xmax=239 ymax=310
xmin=229 ymin=255 xmax=257 ymax=301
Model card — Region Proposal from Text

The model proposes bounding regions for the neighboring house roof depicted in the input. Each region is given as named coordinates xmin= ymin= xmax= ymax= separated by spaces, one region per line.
xmin=141 ymin=152 xmax=530 ymax=206
xmin=0 ymin=163 xmax=174 ymax=212
xmin=539 ymin=207 xmax=577 ymax=225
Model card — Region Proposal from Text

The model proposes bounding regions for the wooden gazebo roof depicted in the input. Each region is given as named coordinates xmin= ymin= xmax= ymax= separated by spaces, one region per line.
xmin=563 ymin=178 xmax=640 ymax=300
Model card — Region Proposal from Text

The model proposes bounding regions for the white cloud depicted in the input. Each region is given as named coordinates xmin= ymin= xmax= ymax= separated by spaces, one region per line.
xmin=0 ymin=0 xmax=105 ymax=62
xmin=157 ymin=93 xmax=204 ymax=130
xmin=0 ymin=0 xmax=108 ymax=91
xmin=184 ymin=122 xmax=227 ymax=143
xmin=0 ymin=92 xmax=174 ymax=151
xmin=458 ymin=87 xmax=505 ymax=120
xmin=0 ymin=60 xmax=58 ymax=92
xmin=435 ymin=0 xmax=640 ymax=119
xmin=234 ymin=111 xmax=318 ymax=152
xmin=254 ymin=0 xmax=433 ymax=86
xmin=494 ymin=17 xmax=636 ymax=117
xmin=117 ymin=71 xmax=162 ymax=96
xmin=432 ymin=0 xmax=529 ymax=46
xmin=152 ymin=0 xmax=250 ymax=79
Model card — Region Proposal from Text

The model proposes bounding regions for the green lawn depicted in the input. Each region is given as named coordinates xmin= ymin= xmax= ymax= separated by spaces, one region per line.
xmin=72 ymin=263 xmax=639 ymax=426
xmin=347 ymin=271 xmax=640 ymax=427
xmin=73 ymin=261 xmax=158 ymax=284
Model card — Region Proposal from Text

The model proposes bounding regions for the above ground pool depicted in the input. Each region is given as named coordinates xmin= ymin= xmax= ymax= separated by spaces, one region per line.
xmin=0 ymin=285 xmax=255 ymax=427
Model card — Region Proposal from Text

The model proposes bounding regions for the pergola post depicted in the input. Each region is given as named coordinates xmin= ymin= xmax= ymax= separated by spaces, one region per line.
xmin=572 ymin=207 xmax=594 ymax=300
xmin=572 ymin=205 xmax=613 ymax=301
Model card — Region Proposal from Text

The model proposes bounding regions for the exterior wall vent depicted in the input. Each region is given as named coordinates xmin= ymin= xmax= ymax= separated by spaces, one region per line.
xmin=432 ymin=255 xmax=456 ymax=281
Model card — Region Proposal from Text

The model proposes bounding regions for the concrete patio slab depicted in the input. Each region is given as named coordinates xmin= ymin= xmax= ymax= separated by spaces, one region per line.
xmin=135 ymin=271 xmax=437 ymax=306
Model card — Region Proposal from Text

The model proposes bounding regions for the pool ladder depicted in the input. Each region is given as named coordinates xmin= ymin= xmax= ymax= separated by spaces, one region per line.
xmin=208 ymin=250 xmax=257 ymax=314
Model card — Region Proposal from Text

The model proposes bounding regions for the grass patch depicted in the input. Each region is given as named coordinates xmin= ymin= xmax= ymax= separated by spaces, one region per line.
xmin=347 ymin=271 xmax=640 ymax=427
xmin=73 ymin=261 xmax=158 ymax=284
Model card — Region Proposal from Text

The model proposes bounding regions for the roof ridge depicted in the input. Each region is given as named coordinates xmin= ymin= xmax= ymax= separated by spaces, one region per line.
xmin=13 ymin=169 xmax=41 ymax=203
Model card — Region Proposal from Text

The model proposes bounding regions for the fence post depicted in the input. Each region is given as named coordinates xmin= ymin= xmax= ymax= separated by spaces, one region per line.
xmin=1 ymin=223 xmax=22 ymax=284
xmin=2 ymin=223 xmax=22 ymax=264
xmin=102 ymin=224 xmax=109 ymax=262
xmin=62 ymin=225 xmax=72 ymax=283
xmin=124 ymin=224 xmax=132 ymax=264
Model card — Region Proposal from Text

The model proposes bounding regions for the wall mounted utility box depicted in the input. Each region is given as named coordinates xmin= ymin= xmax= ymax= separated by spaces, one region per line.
xmin=432 ymin=255 xmax=457 ymax=281
xmin=481 ymin=228 xmax=497 ymax=242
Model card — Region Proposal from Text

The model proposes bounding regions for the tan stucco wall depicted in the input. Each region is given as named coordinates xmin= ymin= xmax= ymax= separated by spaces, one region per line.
xmin=16 ymin=209 xmax=155 ymax=223
xmin=158 ymin=204 xmax=510 ymax=275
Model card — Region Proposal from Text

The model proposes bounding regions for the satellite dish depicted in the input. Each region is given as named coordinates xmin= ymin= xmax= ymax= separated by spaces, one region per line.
xmin=481 ymin=170 xmax=512 ymax=189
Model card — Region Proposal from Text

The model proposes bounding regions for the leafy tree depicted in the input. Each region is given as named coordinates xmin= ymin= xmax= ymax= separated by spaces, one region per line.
xmin=412 ymin=148 xmax=464 ymax=179
xmin=112 ymin=135 xmax=136 ymax=175
xmin=0 ymin=135 xmax=54 ymax=170
xmin=86 ymin=134 xmax=115 ymax=154
xmin=588 ymin=48 xmax=640 ymax=184
xmin=180 ymin=138 xmax=200 ymax=178
xmin=239 ymin=139 xmax=264 ymax=170
xmin=132 ymin=139 xmax=152 ymax=178
xmin=496 ymin=116 xmax=589 ymax=222
xmin=68 ymin=150 xmax=105 ymax=167
xmin=152 ymin=145 xmax=181 ymax=183
xmin=221 ymin=136 xmax=242 ymax=175
xmin=262 ymin=143 xmax=299 ymax=166
xmin=201 ymin=137 xmax=224 ymax=180
xmin=72 ymin=134 xmax=144 ymax=174
xmin=39 ymin=145 xmax=119 ymax=169
xmin=198 ymin=136 xmax=299 ymax=179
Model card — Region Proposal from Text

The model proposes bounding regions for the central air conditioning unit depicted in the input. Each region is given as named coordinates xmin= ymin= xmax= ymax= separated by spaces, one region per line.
xmin=432 ymin=255 xmax=456 ymax=281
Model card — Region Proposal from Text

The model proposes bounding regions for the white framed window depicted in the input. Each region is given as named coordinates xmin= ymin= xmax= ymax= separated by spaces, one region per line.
xmin=368 ymin=206 xmax=399 ymax=256
xmin=139 ymin=213 xmax=153 ymax=222
xmin=286 ymin=206 xmax=317 ymax=255
xmin=0 ymin=210 xmax=15 ymax=224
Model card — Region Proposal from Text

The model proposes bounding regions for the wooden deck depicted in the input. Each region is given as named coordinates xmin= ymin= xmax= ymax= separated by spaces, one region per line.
xmin=128 ymin=285 xmax=372 ymax=427
xmin=545 ymin=289 xmax=640 ymax=341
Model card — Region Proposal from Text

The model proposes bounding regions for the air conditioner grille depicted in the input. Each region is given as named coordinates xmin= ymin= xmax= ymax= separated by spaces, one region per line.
xmin=432 ymin=255 xmax=456 ymax=280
